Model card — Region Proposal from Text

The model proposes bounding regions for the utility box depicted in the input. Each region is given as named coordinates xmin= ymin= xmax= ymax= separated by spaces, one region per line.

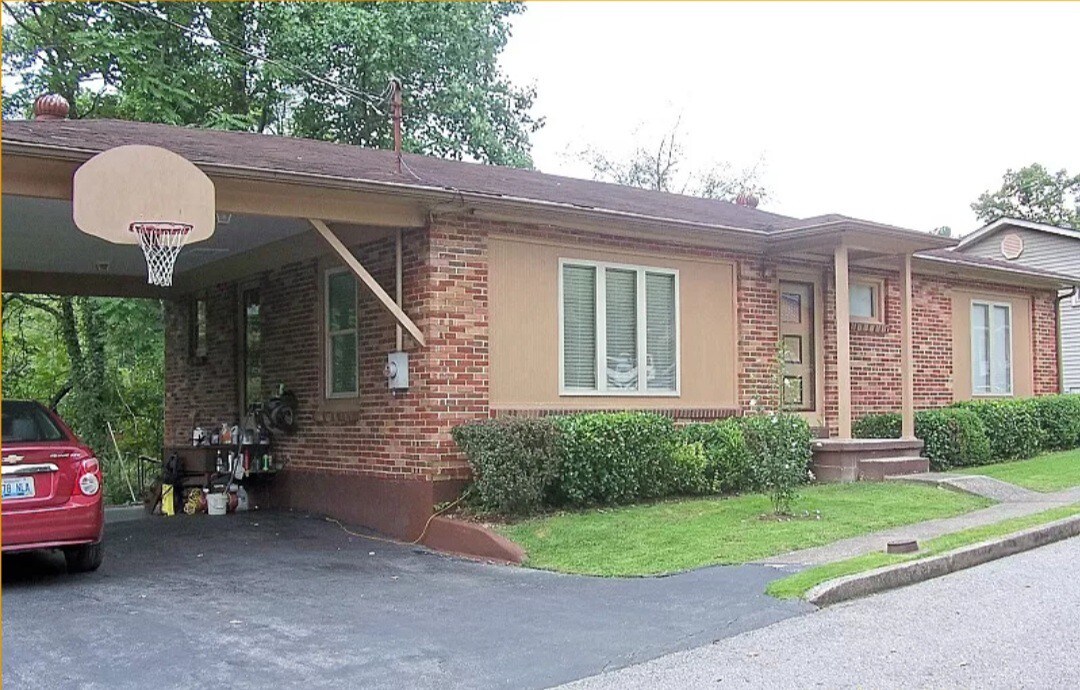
xmin=386 ymin=351 xmax=409 ymax=390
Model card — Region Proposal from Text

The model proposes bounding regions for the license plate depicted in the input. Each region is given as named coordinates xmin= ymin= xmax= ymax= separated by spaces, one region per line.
xmin=2 ymin=477 xmax=36 ymax=500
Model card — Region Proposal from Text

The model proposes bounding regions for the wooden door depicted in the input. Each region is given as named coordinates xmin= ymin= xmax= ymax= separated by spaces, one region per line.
xmin=779 ymin=282 xmax=815 ymax=411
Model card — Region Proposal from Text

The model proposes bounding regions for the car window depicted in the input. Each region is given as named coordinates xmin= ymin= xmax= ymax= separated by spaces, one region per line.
xmin=2 ymin=402 xmax=65 ymax=443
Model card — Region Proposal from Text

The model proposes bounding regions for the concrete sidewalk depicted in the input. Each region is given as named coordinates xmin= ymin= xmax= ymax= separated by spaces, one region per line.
xmin=758 ymin=479 xmax=1080 ymax=568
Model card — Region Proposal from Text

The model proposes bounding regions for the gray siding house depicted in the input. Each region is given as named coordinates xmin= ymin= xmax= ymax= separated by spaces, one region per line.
xmin=956 ymin=218 xmax=1080 ymax=393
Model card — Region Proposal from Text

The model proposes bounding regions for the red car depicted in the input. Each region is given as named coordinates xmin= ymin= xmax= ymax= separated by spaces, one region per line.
xmin=2 ymin=400 xmax=105 ymax=572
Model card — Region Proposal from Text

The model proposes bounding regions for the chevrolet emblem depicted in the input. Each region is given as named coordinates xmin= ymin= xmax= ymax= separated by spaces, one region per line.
xmin=3 ymin=454 xmax=25 ymax=464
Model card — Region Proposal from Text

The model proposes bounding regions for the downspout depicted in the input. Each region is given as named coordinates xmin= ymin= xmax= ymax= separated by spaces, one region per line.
xmin=1056 ymin=285 xmax=1079 ymax=394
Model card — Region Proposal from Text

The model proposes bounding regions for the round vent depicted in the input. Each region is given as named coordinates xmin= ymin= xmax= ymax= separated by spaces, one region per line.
xmin=1000 ymin=233 xmax=1024 ymax=260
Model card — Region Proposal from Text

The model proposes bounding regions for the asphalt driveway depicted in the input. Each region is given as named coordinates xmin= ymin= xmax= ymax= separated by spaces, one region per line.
xmin=2 ymin=510 xmax=808 ymax=689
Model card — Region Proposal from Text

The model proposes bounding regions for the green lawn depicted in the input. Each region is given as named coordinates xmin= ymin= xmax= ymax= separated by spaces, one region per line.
xmin=954 ymin=449 xmax=1080 ymax=492
xmin=766 ymin=503 xmax=1080 ymax=600
xmin=498 ymin=483 xmax=991 ymax=576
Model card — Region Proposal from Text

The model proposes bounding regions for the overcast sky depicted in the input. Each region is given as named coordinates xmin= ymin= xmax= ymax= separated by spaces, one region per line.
xmin=500 ymin=1 xmax=1080 ymax=234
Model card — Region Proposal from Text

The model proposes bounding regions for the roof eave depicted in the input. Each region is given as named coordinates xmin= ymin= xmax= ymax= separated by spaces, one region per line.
xmin=913 ymin=252 xmax=1077 ymax=290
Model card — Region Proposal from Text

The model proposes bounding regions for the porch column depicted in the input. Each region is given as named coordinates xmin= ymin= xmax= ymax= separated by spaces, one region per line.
xmin=834 ymin=244 xmax=852 ymax=439
xmin=899 ymin=252 xmax=915 ymax=438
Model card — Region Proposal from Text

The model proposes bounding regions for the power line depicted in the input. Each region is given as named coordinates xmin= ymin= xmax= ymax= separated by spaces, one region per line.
xmin=114 ymin=1 xmax=390 ymax=114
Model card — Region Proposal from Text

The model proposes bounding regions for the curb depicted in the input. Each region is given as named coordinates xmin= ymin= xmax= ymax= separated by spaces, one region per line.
xmin=806 ymin=513 xmax=1080 ymax=607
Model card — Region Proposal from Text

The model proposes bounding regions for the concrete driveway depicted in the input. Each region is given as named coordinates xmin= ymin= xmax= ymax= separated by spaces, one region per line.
xmin=2 ymin=510 xmax=808 ymax=689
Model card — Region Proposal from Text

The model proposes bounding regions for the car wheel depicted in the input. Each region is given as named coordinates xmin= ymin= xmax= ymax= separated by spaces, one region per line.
xmin=64 ymin=541 xmax=104 ymax=573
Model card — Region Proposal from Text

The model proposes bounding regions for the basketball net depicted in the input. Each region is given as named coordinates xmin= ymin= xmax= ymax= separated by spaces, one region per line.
xmin=130 ymin=222 xmax=192 ymax=287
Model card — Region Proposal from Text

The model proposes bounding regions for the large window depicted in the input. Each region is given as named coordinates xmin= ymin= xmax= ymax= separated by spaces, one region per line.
xmin=971 ymin=301 xmax=1012 ymax=396
xmin=559 ymin=259 xmax=679 ymax=395
xmin=325 ymin=269 xmax=359 ymax=398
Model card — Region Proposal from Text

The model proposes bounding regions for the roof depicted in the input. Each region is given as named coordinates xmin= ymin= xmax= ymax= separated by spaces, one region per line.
xmin=916 ymin=248 xmax=1079 ymax=287
xmin=957 ymin=217 xmax=1080 ymax=249
xmin=2 ymin=118 xmax=799 ymax=233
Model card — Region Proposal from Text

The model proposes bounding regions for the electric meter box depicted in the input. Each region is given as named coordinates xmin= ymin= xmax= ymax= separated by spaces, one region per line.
xmin=386 ymin=351 xmax=409 ymax=390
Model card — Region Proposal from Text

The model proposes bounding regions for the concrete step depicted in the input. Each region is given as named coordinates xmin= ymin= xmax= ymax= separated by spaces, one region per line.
xmin=858 ymin=456 xmax=929 ymax=481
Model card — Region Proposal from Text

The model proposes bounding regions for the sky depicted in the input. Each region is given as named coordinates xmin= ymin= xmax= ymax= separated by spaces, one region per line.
xmin=499 ymin=1 xmax=1080 ymax=234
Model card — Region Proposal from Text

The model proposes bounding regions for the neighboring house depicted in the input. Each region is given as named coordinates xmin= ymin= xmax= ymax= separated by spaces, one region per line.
xmin=954 ymin=218 xmax=1080 ymax=393
xmin=2 ymin=116 xmax=1075 ymax=539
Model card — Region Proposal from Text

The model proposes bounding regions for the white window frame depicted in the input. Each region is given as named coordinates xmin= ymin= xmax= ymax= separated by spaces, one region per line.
xmin=971 ymin=300 xmax=1013 ymax=397
xmin=849 ymin=277 xmax=884 ymax=324
xmin=557 ymin=258 xmax=681 ymax=397
xmin=324 ymin=267 xmax=360 ymax=399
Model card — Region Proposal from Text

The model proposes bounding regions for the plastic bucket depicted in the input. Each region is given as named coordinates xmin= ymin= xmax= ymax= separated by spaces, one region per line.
xmin=206 ymin=492 xmax=228 ymax=516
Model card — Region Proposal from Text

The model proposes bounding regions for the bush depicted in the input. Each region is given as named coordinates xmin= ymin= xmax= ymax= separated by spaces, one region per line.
xmin=741 ymin=413 xmax=812 ymax=514
xmin=553 ymin=412 xmax=679 ymax=507
xmin=669 ymin=441 xmax=711 ymax=495
xmin=681 ymin=418 xmax=753 ymax=493
xmin=450 ymin=417 xmax=560 ymax=516
xmin=953 ymin=399 xmax=1042 ymax=461
xmin=915 ymin=408 xmax=992 ymax=470
xmin=852 ymin=413 xmax=902 ymax=440
xmin=1029 ymin=394 xmax=1080 ymax=451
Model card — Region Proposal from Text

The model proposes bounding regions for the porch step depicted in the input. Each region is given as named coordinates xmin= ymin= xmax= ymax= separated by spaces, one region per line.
xmin=857 ymin=456 xmax=930 ymax=482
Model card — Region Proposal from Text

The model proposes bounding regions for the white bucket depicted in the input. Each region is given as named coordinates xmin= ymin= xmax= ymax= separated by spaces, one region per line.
xmin=206 ymin=492 xmax=228 ymax=516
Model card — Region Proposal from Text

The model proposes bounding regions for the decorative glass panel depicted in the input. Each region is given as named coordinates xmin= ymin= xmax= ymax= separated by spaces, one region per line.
xmin=850 ymin=283 xmax=876 ymax=319
xmin=605 ymin=269 xmax=638 ymax=391
xmin=783 ymin=376 xmax=804 ymax=406
xmin=562 ymin=264 xmax=598 ymax=389
xmin=781 ymin=292 xmax=802 ymax=323
xmin=783 ymin=335 xmax=802 ymax=364
xmin=646 ymin=272 xmax=677 ymax=391
xmin=971 ymin=303 xmax=991 ymax=394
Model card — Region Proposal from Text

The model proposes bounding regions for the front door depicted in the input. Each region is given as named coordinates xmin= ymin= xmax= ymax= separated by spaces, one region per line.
xmin=779 ymin=282 xmax=815 ymax=412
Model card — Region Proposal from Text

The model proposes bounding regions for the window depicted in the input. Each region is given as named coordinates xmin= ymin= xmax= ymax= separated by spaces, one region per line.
xmin=2 ymin=402 xmax=64 ymax=443
xmin=559 ymin=259 xmax=679 ymax=395
xmin=849 ymin=279 xmax=883 ymax=322
xmin=971 ymin=301 xmax=1012 ymax=396
xmin=325 ymin=269 xmax=359 ymax=398
xmin=190 ymin=298 xmax=208 ymax=358
xmin=241 ymin=288 xmax=262 ymax=410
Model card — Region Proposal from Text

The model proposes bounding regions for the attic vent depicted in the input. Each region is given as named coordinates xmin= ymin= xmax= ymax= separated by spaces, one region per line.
xmin=1000 ymin=233 xmax=1024 ymax=260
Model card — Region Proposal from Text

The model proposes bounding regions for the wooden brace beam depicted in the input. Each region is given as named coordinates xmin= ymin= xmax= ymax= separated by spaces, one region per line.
xmin=309 ymin=218 xmax=425 ymax=347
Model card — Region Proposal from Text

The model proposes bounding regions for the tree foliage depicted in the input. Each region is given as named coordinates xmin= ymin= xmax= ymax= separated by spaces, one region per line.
xmin=580 ymin=118 xmax=767 ymax=201
xmin=971 ymin=163 xmax=1080 ymax=229
xmin=2 ymin=1 xmax=541 ymax=166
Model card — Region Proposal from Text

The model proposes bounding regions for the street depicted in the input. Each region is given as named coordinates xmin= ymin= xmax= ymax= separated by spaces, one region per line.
xmin=564 ymin=535 xmax=1080 ymax=689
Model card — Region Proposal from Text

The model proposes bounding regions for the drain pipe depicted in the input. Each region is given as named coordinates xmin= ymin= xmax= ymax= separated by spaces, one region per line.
xmin=1057 ymin=285 xmax=1078 ymax=394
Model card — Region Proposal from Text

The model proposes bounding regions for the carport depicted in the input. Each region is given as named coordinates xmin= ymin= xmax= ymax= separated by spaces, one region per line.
xmin=2 ymin=110 xmax=459 ymax=538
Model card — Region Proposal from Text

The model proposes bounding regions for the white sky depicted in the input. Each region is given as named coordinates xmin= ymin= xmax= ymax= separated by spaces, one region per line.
xmin=500 ymin=1 xmax=1080 ymax=234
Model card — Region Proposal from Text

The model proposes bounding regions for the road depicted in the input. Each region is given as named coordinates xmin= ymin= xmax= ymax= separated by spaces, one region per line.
xmin=564 ymin=535 xmax=1080 ymax=689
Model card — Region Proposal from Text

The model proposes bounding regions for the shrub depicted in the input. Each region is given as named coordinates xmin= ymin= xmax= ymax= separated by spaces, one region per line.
xmin=741 ymin=413 xmax=813 ymax=514
xmin=953 ymin=399 xmax=1042 ymax=461
xmin=450 ymin=417 xmax=561 ymax=516
xmin=553 ymin=412 xmax=679 ymax=507
xmin=915 ymin=408 xmax=992 ymax=470
xmin=852 ymin=413 xmax=902 ymax=440
xmin=681 ymin=418 xmax=753 ymax=493
xmin=668 ymin=441 xmax=711 ymax=495
xmin=1029 ymin=394 xmax=1080 ymax=451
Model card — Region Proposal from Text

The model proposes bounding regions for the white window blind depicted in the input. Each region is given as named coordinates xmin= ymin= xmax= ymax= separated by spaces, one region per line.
xmin=561 ymin=260 xmax=678 ymax=395
xmin=326 ymin=269 xmax=359 ymax=397
xmin=971 ymin=301 xmax=1012 ymax=396
xmin=562 ymin=264 xmax=598 ymax=390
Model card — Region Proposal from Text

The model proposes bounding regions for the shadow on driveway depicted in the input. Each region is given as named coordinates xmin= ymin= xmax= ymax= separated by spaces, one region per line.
xmin=3 ymin=511 xmax=809 ymax=689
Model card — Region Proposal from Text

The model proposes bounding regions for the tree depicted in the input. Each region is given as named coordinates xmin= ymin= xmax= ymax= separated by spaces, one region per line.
xmin=2 ymin=1 xmax=541 ymax=167
xmin=580 ymin=118 xmax=768 ymax=202
xmin=971 ymin=164 xmax=1080 ymax=229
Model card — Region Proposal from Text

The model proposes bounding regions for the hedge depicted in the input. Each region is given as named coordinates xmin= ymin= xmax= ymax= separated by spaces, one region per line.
xmin=914 ymin=408 xmax=992 ymax=470
xmin=680 ymin=418 xmax=752 ymax=494
xmin=1029 ymin=394 xmax=1080 ymax=451
xmin=952 ymin=399 xmax=1042 ymax=461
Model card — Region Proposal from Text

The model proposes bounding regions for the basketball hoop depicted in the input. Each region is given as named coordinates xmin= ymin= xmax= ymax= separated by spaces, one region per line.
xmin=130 ymin=222 xmax=192 ymax=287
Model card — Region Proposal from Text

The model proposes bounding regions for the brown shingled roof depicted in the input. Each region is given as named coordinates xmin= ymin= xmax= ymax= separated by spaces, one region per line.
xmin=2 ymin=118 xmax=799 ymax=233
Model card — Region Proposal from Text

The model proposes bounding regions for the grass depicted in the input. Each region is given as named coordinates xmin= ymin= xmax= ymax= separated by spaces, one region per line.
xmin=497 ymin=483 xmax=991 ymax=577
xmin=766 ymin=503 xmax=1080 ymax=600
xmin=954 ymin=448 xmax=1080 ymax=492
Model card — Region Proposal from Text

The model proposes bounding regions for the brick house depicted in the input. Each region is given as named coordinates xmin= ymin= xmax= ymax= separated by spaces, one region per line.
xmin=3 ymin=118 xmax=1076 ymax=539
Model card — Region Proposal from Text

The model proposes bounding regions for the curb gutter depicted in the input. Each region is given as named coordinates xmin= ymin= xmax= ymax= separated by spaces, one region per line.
xmin=806 ymin=514 xmax=1080 ymax=607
